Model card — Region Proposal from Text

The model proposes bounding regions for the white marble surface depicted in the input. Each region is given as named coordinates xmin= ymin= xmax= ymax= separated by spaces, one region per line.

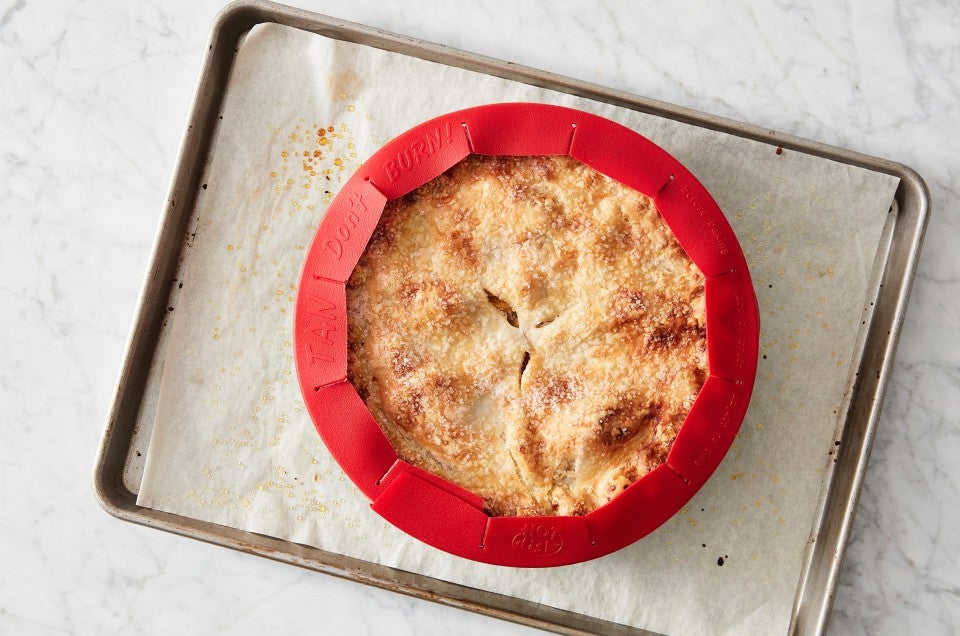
xmin=0 ymin=1 xmax=956 ymax=634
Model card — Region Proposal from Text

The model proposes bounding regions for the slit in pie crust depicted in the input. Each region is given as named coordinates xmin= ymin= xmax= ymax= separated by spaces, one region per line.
xmin=346 ymin=154 xmax=707 ymax=516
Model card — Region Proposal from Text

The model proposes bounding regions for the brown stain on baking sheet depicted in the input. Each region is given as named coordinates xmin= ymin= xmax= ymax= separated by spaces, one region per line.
xmin=327 ymin=69 xmax=362 ymax=101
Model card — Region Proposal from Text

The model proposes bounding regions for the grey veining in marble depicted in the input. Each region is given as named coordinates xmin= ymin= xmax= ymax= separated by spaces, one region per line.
xmin=1 ymin=1 xmax=956 ymax=634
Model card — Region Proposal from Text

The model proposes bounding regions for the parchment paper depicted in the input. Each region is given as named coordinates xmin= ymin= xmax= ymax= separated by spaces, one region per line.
xmin=138 ymin=23 xmax=900 ymax=635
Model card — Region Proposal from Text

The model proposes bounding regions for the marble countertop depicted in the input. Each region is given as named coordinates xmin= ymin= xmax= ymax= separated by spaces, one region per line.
xmin=1 ymin=1 xmax=956 ymax=634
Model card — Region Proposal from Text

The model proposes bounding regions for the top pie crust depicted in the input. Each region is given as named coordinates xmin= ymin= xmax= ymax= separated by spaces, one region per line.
xmin=346 ymin=155 xmax=707 ymax=516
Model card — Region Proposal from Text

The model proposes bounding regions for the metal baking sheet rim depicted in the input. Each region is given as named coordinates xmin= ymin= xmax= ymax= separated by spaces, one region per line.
xmin=92 ymin=2 xmax=931 ymax=635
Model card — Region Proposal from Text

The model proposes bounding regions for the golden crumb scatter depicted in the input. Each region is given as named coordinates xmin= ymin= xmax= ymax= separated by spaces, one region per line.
xmin=270 ymin=118 xmax=357 ymax=207
xmin=347 ymin=155 xmax=707 ymax=516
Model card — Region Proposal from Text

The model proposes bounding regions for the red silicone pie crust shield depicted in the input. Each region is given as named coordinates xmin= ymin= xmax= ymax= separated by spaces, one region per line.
xmin=295 ymin=103 xmax=759 ymax=567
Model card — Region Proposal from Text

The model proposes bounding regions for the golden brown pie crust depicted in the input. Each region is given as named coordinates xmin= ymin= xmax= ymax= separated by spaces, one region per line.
xmin=346 ymin=155 xmax=707 ymax=516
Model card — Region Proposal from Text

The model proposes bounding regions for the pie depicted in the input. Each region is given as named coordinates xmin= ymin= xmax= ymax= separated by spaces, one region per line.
xmin=346 ymin=154 xmax=707 ymax=516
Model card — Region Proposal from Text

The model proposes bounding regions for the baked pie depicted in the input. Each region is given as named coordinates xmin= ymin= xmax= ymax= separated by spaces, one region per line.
xmin=346 ymin=154 xmax=707 ymax=516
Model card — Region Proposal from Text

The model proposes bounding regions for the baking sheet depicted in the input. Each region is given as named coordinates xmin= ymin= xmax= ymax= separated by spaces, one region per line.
xmin=137 ymin=23 xmax=900 ymax=635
